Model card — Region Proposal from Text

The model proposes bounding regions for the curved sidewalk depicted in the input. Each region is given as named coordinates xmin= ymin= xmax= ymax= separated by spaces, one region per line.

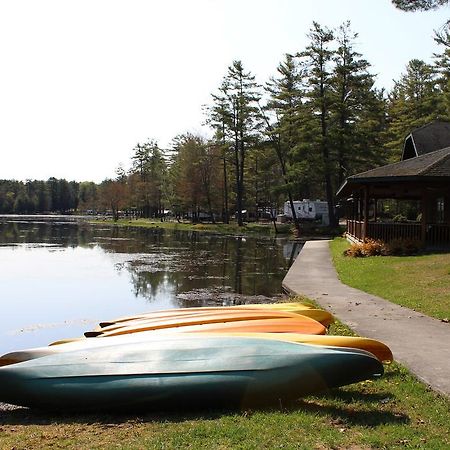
xmin=282 ymin=240 xmax=450 ymax=397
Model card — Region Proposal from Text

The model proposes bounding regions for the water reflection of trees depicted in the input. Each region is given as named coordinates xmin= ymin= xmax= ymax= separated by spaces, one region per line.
xmin=0 ymin=220 xmax=94 ymax=248
xmin=0 ymin=219 xmax=295 ymax=304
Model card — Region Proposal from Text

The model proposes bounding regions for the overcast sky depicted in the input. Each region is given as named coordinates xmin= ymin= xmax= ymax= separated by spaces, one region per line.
xmin=0 ymin=0 xmax=448 ymax=182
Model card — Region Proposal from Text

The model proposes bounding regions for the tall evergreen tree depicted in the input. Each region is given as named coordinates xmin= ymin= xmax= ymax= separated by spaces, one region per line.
xmin=130 ymin=140 xmax=167 ymax=218
xmin=265 ymin=53 xmax=304 ymax=233
xmin=35 ymin=180 xmax=51 ymax=212
xmin=209 ymin=60 xmax=262 ymax=226
xmin=205 ymin=96 xmax=232 ymax=223
xmin=297 ymin=22 xmax=338 ymax=226
xmin=434 ymin=26 xmax=450 ymax=118
xmin=384 ymin=59 xmax=443 ymax=160
xmin=329 ymin=21 xmax=387 ymax=185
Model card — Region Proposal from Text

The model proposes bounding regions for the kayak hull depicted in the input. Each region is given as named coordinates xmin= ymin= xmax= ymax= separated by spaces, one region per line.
xmin=97 ymin=302 xmax=316 ymax=327
xmin=0 ymin=330 xmax=392 ymax=367
xmin=0 ymin=336 xmax=383 ymax=411
xmin=92 ymin=314 xmax=327 ymax=338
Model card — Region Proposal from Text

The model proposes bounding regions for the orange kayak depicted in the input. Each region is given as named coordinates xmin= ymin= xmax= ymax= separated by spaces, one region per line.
xmin=96 ymin=302 xmax=316 ymax=327
xmin=95 ymin=304 xmax=333 ymax=330
xmin=90 ymin=310 xmax=326 ymax=337
xmin=94 ymin=317 xmax=326 ymax=337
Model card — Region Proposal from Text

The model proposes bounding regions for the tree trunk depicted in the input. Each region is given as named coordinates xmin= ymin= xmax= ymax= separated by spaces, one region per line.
xmin=320 ymin=69 xmax=337 ymax=228
xmin=234 ymin=131 xmax=243 ymax=227
xmin=223 ymin=155 xmax=229 ymax=224
xmin=258 ymin=103 xmax=301 ymax=235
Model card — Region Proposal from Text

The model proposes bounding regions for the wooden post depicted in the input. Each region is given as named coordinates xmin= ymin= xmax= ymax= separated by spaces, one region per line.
xmin=421 ymin=190 xmax=428 ymax=245
xmin=362 ymin=186 xmax=369 ymax=241
xmin=359 ymin=193 xmax=363 ymax=222
xmin=444 ymin=192 xmax=450 ymax=224
xmin=357 ymin=193 xmax=363 ymax=240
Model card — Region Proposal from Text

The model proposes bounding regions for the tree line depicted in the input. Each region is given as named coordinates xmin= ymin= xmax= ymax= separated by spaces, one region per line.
xmin=1 ymin=20 xmax=449 ymax=227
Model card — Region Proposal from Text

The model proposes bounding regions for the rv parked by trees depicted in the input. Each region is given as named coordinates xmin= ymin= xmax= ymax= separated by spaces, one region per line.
xmin=283 ymin=200 xmax=329 ymax=225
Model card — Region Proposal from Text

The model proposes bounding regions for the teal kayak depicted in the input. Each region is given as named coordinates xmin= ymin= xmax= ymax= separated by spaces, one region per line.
xmin=0 ymin=336 xmax=383 ymax=410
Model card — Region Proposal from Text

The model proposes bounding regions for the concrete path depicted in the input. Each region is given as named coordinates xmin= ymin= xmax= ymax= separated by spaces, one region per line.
xmin=282 ymin=240 xmax=450 ymax=397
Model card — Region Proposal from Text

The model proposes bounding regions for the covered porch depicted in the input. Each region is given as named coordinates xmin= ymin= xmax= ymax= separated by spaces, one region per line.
xmin=337 ymin=147 xmax=450 ymax=248
xmin=346 ymin=219 xmax=450 ymax=245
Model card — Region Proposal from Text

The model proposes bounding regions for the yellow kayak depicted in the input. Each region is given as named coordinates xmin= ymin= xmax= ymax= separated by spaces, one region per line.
xmin=89 ymin=312 xmax=327 ymax=338
xmin=199 ymin=332 xmax=393 ymax=363
xmin=0 ymin=331 xmax=391 ymax=367
xmin=95 ymin=302 xmax=332 ymax=330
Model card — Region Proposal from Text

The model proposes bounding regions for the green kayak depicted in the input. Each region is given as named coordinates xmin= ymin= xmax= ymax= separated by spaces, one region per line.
xmin=0 ymin=336 xmax=383 ymax=411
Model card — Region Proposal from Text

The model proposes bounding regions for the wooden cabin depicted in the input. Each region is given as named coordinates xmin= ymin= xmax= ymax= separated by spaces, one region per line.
xmin=337 ymin=121 xmax=450 ymax=248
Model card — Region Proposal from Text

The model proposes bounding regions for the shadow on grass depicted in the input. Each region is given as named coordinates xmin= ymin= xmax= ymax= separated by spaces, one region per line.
xmin=297 ymin=389 xmax=410 ymax=426
xmin=0 ymin=387 xmax=409 ymax=427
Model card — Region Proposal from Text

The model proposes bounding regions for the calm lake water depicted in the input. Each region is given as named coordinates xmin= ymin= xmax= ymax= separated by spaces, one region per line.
xmin=0 ymin=217 xmax=301 ymax=355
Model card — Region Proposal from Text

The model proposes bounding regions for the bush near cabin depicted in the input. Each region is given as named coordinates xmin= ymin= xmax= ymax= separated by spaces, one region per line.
xmin=344 ymin=238 xmax=422 ymax=257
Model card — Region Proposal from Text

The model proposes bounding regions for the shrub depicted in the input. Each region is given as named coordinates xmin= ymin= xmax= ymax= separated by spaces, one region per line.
xmin=344 ymin=243 xmax=365 ymax=257
xmin=361 ymin=239 xmax=389 ymax=256
xmin=387 ymin=238 xmax=422 ymax=256
xmin=344 ymin=239 xmax=388 ymax=257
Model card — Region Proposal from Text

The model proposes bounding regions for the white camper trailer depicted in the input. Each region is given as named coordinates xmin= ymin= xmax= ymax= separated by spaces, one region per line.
xmin=283 ymin=199 xmax=329 ymax=225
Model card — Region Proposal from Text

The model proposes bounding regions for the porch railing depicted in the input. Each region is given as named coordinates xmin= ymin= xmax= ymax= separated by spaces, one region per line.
xmin=367 ymin=222 xmax=421 ymax=242
xmin=427 ymin=223 xmax=450 ymax=245
xmin=347 ymin=220 xmax=362 ymax=239
xmin=346 ymin=220 xmax=450 ymax=246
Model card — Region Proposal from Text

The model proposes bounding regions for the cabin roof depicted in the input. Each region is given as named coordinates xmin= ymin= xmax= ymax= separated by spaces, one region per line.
xmin=337 ymin=146 xmax=450 ymax=196
xmin=402 ymin=121 xmax=450 ymax=160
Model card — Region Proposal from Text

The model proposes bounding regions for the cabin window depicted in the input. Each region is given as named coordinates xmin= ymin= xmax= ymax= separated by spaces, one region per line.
xmin=309 ymin=207 xmax=313 ymax=212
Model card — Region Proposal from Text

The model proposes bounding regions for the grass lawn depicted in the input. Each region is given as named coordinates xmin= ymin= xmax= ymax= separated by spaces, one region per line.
xmin=92 ymin=218 xmax=292 ymax=236
xmin=1 ymin=319 xmax=449 ymax=449
xmin=330 ymin=238 xmax=450 ymax=321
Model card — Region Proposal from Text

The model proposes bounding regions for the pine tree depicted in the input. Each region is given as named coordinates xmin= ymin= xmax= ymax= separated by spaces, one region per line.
xmin=329 ymin=21 xmax=387 ymax=184
xmin=130 ymin=140 xmax=167 ymax=218
xmin=297 ymin=22 xmax=338 ymax=227
xmin=209 ymin=61 xmax=262 ymax=226
xmin=205 ymin=95 xmax=232 ymax=223
xmin=434 ymin=26 xmax=450 ymax=119
xmin=264 ymin=53 xmax=304 ymax=233
xmin=384 ymin=59 xmax=443 ymax=160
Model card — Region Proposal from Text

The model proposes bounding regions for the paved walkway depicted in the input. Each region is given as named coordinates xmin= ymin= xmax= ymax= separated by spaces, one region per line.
xmin=282 ymin=240 xmax=450 ymax=397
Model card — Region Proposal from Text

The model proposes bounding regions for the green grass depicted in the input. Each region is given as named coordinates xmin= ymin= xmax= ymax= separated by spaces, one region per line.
xmin=93 ymin=218 xmax=292 ymax=236
xmin=330 ymin=238 xmax=450 ymax=320
xmin=1 ymin=316 xmax=449 ymax=449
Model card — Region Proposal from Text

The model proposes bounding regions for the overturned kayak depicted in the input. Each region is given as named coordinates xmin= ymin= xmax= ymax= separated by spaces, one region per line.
xmin=202 ymin=332 xmax=393 ymax=363
xmin=0 ymin=331 xmax=392 ymax=367
xmin=48 ymin=317 xmax=327 ymax=347
xmin=95 ymin=306 xmax=333 ymax=331
xmin=87 ymin=311 xmax=327 ymax=338
xmin=96 ymin=302 xmax=320 ymax=329
xmin=0 ymin=336 xmax=383 ymax=410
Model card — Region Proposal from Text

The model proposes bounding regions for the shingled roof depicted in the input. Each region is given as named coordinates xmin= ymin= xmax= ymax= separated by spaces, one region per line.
xmin=337 ymin=146 xmax=450 ymax=196
xmin=402 ymin=121 xmax=450 ymax=160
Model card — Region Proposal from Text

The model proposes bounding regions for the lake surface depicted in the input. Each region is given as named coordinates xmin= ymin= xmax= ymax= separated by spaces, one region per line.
xmin=0 ymin=217 xmax=301 ymax=354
